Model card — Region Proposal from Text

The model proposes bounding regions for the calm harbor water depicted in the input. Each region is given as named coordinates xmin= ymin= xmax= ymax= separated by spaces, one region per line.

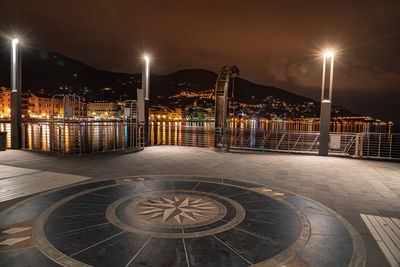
xmin=0 ymin=121 xmax=141 ymax=152
xmin=0 ymin=120 xmax=395 ymax=150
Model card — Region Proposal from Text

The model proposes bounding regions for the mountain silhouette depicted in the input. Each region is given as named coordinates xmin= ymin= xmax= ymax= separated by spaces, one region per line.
xmin=0 ymin=46 xmax=318 ymax=106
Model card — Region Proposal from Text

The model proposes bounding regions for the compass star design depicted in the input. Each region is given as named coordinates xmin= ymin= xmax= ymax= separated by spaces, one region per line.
xmin=137 ymin=195 xmax=218 ymax=224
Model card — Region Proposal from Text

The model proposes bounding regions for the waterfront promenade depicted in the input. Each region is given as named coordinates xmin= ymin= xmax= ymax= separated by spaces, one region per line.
xmin=0 ymin=146 xmax=399 ymax=266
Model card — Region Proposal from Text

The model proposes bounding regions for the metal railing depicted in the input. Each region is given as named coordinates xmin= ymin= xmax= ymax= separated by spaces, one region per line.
xmin=150 ymin=125 xmax=400 ymax=160
xmin=359 ymin=133 xmax=400 ymax=159
xmin=2 ymin=121 xmax=400 ymax=160
xmin=225 ymin=129 xmax=321 ymax=153
xmin=21 ymin=121 xmax=143 ymax=154
xmin=150 ymin=124 xmax=215 ymax=147
xmin=222 ymin=129 xmax=400 ymax=160
xmin=221 ymin=129 xmax=358 ymax=156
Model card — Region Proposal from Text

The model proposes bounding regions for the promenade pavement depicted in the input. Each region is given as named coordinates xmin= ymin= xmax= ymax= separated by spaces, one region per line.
xmin=0 ymin=146 xmax=399 ymax=266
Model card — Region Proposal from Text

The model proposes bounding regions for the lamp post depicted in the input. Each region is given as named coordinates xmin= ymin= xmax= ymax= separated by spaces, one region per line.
xmin=11 ymin=38 xmax=22 ymax=149
xmin=142 ymin=55 xmax=150 ymax=146
xmin=319 ymin=51 xmax=334 ymax=156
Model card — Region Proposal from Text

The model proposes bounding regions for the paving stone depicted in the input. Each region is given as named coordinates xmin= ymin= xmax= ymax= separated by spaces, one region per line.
xmin=0 ymin=147 xmax=399 ymax=266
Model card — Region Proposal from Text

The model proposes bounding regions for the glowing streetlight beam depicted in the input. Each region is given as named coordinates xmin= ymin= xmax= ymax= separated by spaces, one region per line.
xmin=324 ymin=51 xmax=334 ymax=58
xmin=12 ymin=39 xmax=19 ymax=46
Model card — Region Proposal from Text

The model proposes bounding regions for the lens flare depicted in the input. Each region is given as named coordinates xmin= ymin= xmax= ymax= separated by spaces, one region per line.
xmin=324 ymin=51 xmax=334 ymax=58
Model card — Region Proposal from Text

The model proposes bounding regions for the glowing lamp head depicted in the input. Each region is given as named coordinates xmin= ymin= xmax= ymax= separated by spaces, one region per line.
xmin=12 ymin=39 xmax=19 ymax=46
xmin=324 ymin=51 xmax=334 ymax=58
xmin=144 ymin=55 xmax=150 ymax=62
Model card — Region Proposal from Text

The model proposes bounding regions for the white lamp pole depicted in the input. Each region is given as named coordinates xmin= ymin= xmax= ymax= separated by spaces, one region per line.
xmin=143 ymin=56 xmax=150 ymax=100
xmin=319 ymin=51 xmax=334 ymax=156
xmin=11 ymin=38 xmax=22 ymax=149
xmin=142 ymin=56 xmax=150 ymax=146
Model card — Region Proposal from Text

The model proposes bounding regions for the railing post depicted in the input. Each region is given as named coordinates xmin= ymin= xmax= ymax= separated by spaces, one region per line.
xmin=114 ymin=124 xmax=117 ymax=151
xmin=79 ymin=122 xmax=82 ymax=154
xmin=142 ymin=125 xmax=144 ymax=147
xmin=82 ymin=122 xmax=86 ymax=153
xmin=355 ymin=134 xmax=359 ymax=158
xmin=276 ymin=133 xmax=286 ymax=151
xmin=39 ymin=124 xmax=42 ymax=150
xmin=389 ymin=133 xmax=392 ymax=158
xmin=378 ymin=133 xmax=381 ymax=158
xmin=50 ymin=121 xmax=53 ymax=152
xmin=21 ymin=123 xmax=25 ymax=149
xmin=360 ymin=133 xmax=364 ymax=158
xmin=62 ymin=123 xmax=65 ymax=156
xmin=196 ymin=127 xmax=199 ymax=147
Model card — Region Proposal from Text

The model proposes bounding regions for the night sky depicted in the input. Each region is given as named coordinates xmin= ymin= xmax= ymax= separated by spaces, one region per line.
xmin=1 ymin=0 xmax=399 ymax=123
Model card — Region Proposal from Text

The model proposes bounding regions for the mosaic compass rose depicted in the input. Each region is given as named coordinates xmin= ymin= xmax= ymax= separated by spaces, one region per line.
xmin=137 ymin=195 xmax=219 ymax=225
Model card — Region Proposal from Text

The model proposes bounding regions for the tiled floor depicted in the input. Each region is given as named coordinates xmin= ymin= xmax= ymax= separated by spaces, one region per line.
xmin=0 ymin=177 xmax=362 ymax=266
xmin=0 ymin=146 xmax=399 ymax=266
xmin=0 ymin=165 xmax=90 ymax=202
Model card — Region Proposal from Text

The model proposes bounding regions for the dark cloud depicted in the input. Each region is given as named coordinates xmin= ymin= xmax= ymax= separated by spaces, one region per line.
xmin=0 ymin=0 xmax=399 ymax=123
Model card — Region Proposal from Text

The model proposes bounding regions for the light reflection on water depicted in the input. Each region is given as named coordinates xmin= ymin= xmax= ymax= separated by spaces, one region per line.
xmin=149 ymin=120 xmax=392 ymax=146
xmin=0 ymin=120 xmax=393 ymax=151
xmin=0 ymin=122 xmax=141 ymax=152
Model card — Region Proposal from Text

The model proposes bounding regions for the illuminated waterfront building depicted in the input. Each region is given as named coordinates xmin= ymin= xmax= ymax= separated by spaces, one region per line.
xmin=87 ymin=101 xmax=119 ymax=118
xmin=0 ymin=87 xmax=63 ymax=118
xmin=149 ymin=107 xmax=184 ymax=121
xmin=28 ymin=93 xmax=63 ymax=118
xmin=0 ymin=87 xmax=11 ymax=116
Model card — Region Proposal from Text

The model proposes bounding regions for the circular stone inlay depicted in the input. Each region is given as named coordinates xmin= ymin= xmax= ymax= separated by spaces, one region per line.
xmin=106 ymin=189 xmax=245 ymax=238
xmin=134 ymin=194 xmax=221 ymax=226
xmin=28 ymin=177 xmax=327 ymax=267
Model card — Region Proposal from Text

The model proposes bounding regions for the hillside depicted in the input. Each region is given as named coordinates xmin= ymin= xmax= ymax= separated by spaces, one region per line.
xmin=0 ymin=47 xmax=316 ymax=106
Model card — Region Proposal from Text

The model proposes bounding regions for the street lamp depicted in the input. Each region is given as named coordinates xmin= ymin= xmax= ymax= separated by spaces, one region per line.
xmin=11 ymin=38 xmax=22 ymax=149
xmin=319 ymin=50 xmax=334 ymax=156
xmin=142 ymin=55 xmax=150 ymax=146
xmin=143 ymin=55 xmax=150 ymax=100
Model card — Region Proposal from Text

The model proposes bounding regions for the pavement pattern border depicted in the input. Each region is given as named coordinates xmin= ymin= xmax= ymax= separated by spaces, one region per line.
xmin=0 ymin=175 xmax=365 ymax=267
